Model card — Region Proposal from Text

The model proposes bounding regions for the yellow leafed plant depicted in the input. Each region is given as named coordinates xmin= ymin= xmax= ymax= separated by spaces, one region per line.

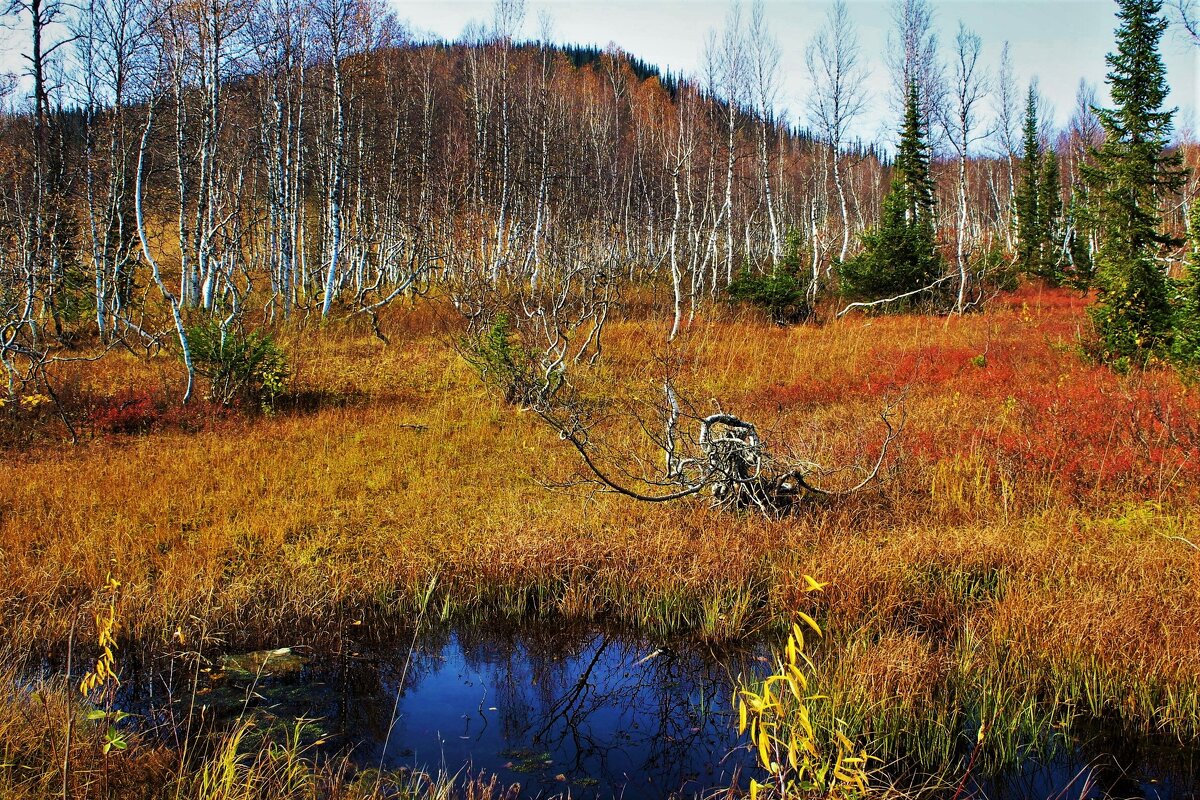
xmin=80 ymin=575 xmax=121 ymax=698
xmin=736 ymin=577 xmax=871 ymax=799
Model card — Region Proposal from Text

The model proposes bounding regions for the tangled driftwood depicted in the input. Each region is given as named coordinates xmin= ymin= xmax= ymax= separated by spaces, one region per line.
xmin=536 ymin=382 xmax=899 ymax=519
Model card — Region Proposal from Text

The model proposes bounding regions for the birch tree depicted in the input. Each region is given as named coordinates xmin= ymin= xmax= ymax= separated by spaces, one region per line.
xmin=992 ymin=42 xmax=1019 ymax=249
xmin=251 ymin=0 xmax=310 ymax=318
xmin=942 ymin=23 xmax=987 ymax=312
xmin=806 ymin=0 xmax=868 ymax=263
xmin=887 ymin=0 xmax=944 ymax=127
xmin=747 ymin=0 xmax=781 ymax=261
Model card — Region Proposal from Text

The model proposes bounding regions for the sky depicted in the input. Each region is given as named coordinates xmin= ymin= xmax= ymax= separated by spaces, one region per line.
xmin=2 ymin=0 xmax=1198 ymax=149
xmin=396 ymin=0 xmax=1200 ymax=146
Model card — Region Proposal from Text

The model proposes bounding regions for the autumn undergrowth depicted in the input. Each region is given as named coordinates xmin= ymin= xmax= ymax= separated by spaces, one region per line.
xmin=1 ymin=285 xmax=1199 ymax=796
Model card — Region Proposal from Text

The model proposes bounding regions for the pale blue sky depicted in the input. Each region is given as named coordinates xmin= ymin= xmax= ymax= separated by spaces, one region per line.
xmin=398 ymin=0 xmax=1200 ymax=147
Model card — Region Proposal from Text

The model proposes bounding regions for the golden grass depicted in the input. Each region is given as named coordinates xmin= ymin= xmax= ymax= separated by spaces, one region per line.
xmin=1 ymin=285 xmax=1198 ymax=792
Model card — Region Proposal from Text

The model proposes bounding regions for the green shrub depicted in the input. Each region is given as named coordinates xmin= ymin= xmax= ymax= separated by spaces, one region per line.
xmin=185 ymin=321 xmax=290 ymax=408
xmin=727 ymin=266 xmax=813 ymax=325
xmin=727 ymin=229 xmax=816 ymax=325
xmin=460 ymin=312 xmax=561 ymax=406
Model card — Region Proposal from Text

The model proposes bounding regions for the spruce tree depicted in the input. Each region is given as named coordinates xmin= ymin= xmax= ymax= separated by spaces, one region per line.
xmin=1015 ymin=87 xmax=1042 ymax=274
xmin=1084 ymin=0 xmax=1187 ymax=363
xmin=1036 ymin=151 xmax=1065 ymax=281
xmin=839 ymin=82 xmax=944 ymax=304
xmin=1066 ymin=184 xmax=1096 ymax=288
xmin=893 ymin=82 xmax=936 ymax=223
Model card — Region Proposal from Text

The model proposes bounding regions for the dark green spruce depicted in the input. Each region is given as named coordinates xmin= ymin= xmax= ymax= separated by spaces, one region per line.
xmin=1036 ymin=150 xmax=1065 ymax=281
xmin=1014 ymin=87 xmax=1067 ymax=283
xmin=838 ymin=82 xmax=944 ymax=306
xmin=1015 ymin=87 xmax=1042 ymax=275
xmin=1084 ymin=0 xmax=1187 ymax=364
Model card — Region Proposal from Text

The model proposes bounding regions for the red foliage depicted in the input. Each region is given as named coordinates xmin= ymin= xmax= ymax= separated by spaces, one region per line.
xmin=87 ymin=391 xmax=234 ymax=437
xmin=756 ymin=287 xmax=1200 ymax=507
xmin=90 ymin=391 xmax=161 ymax=435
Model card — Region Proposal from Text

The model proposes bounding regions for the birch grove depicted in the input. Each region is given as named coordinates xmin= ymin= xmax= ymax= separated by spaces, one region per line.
xmin=2 ymin=0 xmax=1194 ymax=408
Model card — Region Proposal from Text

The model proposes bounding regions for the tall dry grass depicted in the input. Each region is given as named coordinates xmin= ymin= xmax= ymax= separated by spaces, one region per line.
xmin=1 ymin=285 xmax=1198 ymax=793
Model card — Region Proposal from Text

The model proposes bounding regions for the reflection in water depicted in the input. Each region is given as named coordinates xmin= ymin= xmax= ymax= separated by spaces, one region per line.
xmin=323 ymin=624 xmax=758 ymax=799
xmin=112 ymin=623 xmax=1200 ymax=800
xmin=971 ymin=718 xmax=1199 ymax=800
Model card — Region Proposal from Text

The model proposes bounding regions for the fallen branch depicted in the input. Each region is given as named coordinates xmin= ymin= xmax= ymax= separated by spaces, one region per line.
xmin=836 ymin=274 xmax=954 ymax=319
xmin=535 ymin=382 xmax=901 ymax=518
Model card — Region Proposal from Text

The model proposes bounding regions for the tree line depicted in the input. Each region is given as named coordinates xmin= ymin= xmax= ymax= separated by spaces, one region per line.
xmin=1 ymin=0 xmax=1198 ymax=410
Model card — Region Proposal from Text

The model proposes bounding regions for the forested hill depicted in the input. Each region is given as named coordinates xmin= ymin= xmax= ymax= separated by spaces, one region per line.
xmin=0 ymin=0 xmax=1191 ymax=354
xmin=4 ymin=15 xmax=894 ymax=341
xmin=194 ymin=32 xmax=834 ymax=317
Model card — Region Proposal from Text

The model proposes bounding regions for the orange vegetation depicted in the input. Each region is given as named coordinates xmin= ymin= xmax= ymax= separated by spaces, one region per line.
xmin=1 ymin=286 xmax=1198 ymax=791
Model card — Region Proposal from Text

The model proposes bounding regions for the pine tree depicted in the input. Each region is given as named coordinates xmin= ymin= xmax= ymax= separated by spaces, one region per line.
xmin=1014 ymin=87 xmax=1042 ymax=274
xmin=1084 ymin=0 xmax=1187 ymax=364
xmin=838 ymin=82 xmax=944 ymax=305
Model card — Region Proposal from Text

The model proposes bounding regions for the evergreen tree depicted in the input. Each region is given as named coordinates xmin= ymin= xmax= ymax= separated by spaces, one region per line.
xmin=1065 ymin=182 xmax=1097 ymax=289
xmin=838 ymin=82 xmax=944 ymax=304
xmin=1036 ymin=150 xmax=1065 ymax=280
xmin=1083 ymin=0 xmax=1187 ymax=363
xmin=1015 ymin=87 xmax=1042 ymax=274
xmin=727 ymin=229 xmax=815 ymax=324
xmin=893 ymin=82 xmax=936 ymax=223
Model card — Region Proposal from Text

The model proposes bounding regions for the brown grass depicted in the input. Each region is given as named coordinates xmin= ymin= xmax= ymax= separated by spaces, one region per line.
xmin=1 ymin=285 xmax=1198 ymax=793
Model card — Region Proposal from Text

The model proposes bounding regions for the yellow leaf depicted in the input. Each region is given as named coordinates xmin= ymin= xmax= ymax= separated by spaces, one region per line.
xmin=803 ymin=575 xmax=829 ymax=592
xmin=798 ymin=710 xmax=814 ymax=741
xmin=797 ymin=611 xmax=822 ymax=637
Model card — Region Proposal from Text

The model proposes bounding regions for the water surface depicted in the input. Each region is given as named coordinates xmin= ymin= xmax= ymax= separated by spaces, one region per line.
xmin=117 ymin=622 xmax=1199 ymax=800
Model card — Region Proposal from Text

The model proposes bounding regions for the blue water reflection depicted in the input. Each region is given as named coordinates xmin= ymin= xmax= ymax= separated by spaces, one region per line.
xmin=121 ymin=622 xmax=1199 ymax=800
xmin=323 ymin=625 xmax=758 ymax=798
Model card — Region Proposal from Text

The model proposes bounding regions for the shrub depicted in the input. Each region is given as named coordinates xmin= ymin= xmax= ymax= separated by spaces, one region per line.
xmin=973 ymin=243 xmax=1018 ymax=295
xmin=727 ymin=230 xmax=816 ymax=325
xmin=90 ymin=391 xmax=160 ymax=435
xmin=185 ymin=321 xmax=290 ymax=408
xmin=728 ymin=266 xmax=813 ymax=325
xmin=460 ymin=312 xmax=562 ymax=407
xmin=735 ymin=581 xmax=871 ymax=800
